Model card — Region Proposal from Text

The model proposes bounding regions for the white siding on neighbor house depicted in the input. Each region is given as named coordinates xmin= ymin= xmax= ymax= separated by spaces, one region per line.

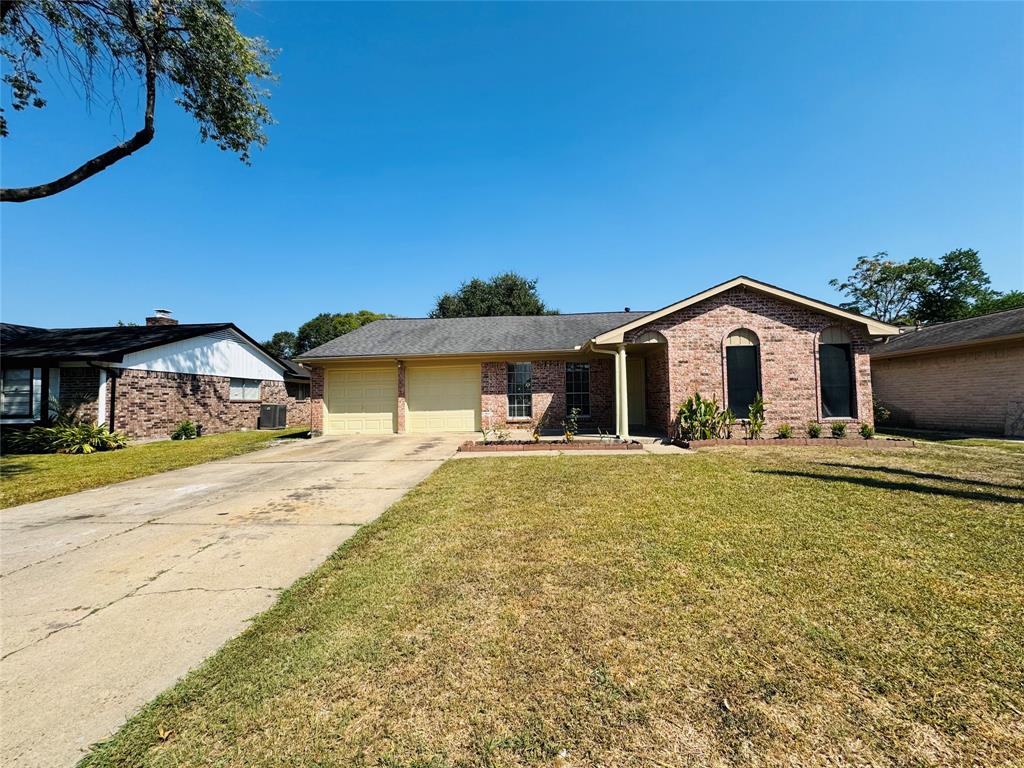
xmin=114 ymin=331 xmax=285 ymax=381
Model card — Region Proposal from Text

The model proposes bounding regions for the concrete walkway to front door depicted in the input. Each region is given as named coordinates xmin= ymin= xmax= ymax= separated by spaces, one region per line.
xmin=0 ymin=433 xmax=465 ymax=768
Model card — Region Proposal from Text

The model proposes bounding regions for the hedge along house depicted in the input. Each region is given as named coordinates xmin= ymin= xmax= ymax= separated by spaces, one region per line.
xmin=0 ymin=311 xmax=311 ymax=440
xmin=297 ymin=277 xmax=900 ymax=438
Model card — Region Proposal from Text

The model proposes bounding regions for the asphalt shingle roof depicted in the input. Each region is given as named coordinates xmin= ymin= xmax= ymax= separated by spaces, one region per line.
xmin=872 ymin=307 xmax=1024 ymax=357
xmin=0 ymin=323 xmax=308 ymax=378
xmin=1 ymin=322 xmax=236 ymax=362
xmin=299 ymin=312 xmax=651 ymax=359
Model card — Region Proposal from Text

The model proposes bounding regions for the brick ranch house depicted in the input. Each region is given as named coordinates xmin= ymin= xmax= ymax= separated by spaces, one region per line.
xmin=297 ymin=276 xmax=901 ymax=438
xmin=1 ymin=311 xmax=310 ymax=439
xmin=871 ymin=306 xmax=1024 ymax=437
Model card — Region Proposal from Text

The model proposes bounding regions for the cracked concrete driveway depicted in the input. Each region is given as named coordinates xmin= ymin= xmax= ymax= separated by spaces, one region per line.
xmin=0 ymin=433 xmax=464 ymax=767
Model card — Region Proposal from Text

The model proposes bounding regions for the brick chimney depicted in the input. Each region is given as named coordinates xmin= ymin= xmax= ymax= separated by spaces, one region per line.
xmin=146 ymin=308 xmax=178 ymax=326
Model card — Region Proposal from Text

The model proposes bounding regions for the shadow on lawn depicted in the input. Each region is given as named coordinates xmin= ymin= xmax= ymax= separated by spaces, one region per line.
xmin=755 ymin=469 xmax=1024 ymax=505
xmin=0 ymin=460 xmax=33 ymax=477
xmin=821 ymin=463 xmax=1024 ymax=491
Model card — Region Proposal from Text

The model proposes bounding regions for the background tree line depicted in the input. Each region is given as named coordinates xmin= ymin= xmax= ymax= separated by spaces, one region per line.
xmin=830 ymin=248 xmax=1023 ymax=325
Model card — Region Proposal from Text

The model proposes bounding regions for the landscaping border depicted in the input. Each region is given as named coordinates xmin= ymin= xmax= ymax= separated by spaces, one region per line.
xmin=459 ymin=440 xmax=643 ymax=453
xmin=676 ymin=437 xmax=916 ymax=450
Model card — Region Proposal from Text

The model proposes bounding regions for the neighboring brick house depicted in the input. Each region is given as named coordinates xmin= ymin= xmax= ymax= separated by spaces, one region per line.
xmin=297 ymin=276 xmax=900 ymax=438
xmin=871 ymin=307 xmax=1024 ymax=437
xmin=1 ymin=312 xmax=311 ymax=439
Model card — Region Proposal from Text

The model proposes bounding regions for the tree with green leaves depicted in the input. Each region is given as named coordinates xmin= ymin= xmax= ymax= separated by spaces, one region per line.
xmin=828 ymin=252 xmax=931 ymax=324
xmin=914 ymin=248 xmax=994 ymax=324
xmin=293 ymin=310 xmax=390 ymax=355
xmin=831 ymin=248 xmax=1021 ymax=325
xmin=430 ymin=272 xmax=557 ymax=318
xmin=1 ymin=0 xmax=275 ymax=202
xmin=262 ymin=330 xmax=297 ymax=360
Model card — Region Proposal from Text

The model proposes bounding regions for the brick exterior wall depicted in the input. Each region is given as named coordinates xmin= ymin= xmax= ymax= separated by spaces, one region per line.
xmin=872 ymin=341 xmax=1024 ymax=436
xmin=58 ymin=366 xmax=101 ymax=424
xmin=310 ymin=365 xmax=325 ymax=435
xmin=109 ymin=369 xmax=310 ymax=439
xmin=626 ymin=286 xmax=875 ymax=435
xmin=396 ymin=362 xmax=407 ymax=434
xmin=481 ymin=358 xmax=615 ymax=432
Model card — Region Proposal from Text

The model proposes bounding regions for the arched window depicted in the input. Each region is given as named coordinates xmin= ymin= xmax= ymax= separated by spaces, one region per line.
xmin=725 ymin=329 xmax=760 ymax=418
xmin=819 ymin=327 xmax=855 ymax=418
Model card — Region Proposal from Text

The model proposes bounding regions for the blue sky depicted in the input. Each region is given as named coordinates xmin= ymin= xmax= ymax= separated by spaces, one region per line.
xmin=2 ymin=1 xmax=1021 ymax=340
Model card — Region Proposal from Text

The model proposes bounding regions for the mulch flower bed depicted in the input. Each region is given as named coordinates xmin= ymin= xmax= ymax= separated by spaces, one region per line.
xmin=459 ymin=439 xmax=643 ymax=453
xmin=677 ymin=437 xmax=916 ymax=449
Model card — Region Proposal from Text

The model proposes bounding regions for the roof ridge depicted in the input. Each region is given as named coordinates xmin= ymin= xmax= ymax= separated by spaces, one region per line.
xmin=902 ymin=305 xmax=1024 ymax=334
xmin=375 ymin=311 xmax=651 ymax=322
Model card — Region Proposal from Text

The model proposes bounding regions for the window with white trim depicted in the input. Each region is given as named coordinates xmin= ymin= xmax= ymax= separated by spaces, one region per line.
xmin=506 ymin=363 xmax=532 ymax=419
xmin=565 ymin=362 xmax=590 ymax=418
xmin=229 ymin=378 xmax=261 ymax=401
xmin=1 ymin=368 xmax=33 ymax=417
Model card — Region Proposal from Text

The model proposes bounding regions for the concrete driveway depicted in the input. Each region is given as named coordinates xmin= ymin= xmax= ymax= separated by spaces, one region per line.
xmin=0 ymin=433 xmax=463 ymax=767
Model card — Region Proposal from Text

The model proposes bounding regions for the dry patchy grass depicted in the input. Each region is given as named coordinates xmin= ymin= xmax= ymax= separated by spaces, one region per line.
xmin=80 ymin=444 xmax=1023 ymax=767
xmin=0 ymin=428 xmax=309 ymax=508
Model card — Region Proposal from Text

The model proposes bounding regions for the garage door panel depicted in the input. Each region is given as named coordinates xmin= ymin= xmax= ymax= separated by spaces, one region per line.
xmin=407 ymin=365 xmax=480 ymax=432
xmin=326 ymin=368 xmax=396 ymax=434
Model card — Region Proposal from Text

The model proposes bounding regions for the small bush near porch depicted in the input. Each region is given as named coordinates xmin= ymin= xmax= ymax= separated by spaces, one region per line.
xmin=80 ymin=444 xmax=1022 ymax=767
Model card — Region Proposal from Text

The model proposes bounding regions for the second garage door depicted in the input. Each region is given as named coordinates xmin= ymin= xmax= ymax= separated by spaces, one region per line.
xmin=406 ymin=364 xmax=481 ymax=432
xmin=325 ymin=367 xmax=397 ymax=434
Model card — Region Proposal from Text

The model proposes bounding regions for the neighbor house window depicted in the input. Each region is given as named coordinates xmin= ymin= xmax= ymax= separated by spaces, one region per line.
xmin=507 ymin=363 xmax=532 ymax=419
xmin=565 ymin=362 xmax=590 ymax=417
xmin=286 ymin=382 xmax=309 ymax=401
xmin=819 ymin=327 xmax=855 ymax=418
xmin=229 ymin=378 xmax=261 ymax=401
xmin=1 ymin=368 xmax=33 ymax=417
xmin=725 ymin=329 xmax=760 ymax=419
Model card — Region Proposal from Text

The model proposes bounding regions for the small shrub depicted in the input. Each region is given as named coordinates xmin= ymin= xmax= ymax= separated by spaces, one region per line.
xmin=746 ymin=393 xmax=767 ymax=439
xmin=8 ymin=423 xmax=127 ymax=454
xmin=831 ymin=422 xmax=847 ymax=439
xmin=171 ymin=420 xmax=199 ymax=440
xmin=562 ymin=408 xmax=581 ymax=442
xmin=807 ymin=422 xmax=822 ymax=438
xmin=873 ymin=397 xmax=891 ymax=425
xmin=677 ymin=393 xmax=734 ymax=440
xmin=777 ymin=423 xmax=793 ymax=439
xmin=859 ymin=423 xmax=875 ymax=439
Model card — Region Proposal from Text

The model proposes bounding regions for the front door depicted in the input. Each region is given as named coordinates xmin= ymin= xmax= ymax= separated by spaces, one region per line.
xmin=627 ymin=357 xmax=645 ymax=427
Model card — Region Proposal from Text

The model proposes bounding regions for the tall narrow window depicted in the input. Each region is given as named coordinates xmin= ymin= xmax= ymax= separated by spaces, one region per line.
xmin=1 ymin=368 xmax=33 ymax=417
xmin=507 ymin=363 xmax=532 ymax=419
xmin=725 ymin=329 xmax=760 ymax=419
xmin=819 ymin=327 xmax=855 ymax=418
xmin=565 ymin=362 xmax=590 ymax=417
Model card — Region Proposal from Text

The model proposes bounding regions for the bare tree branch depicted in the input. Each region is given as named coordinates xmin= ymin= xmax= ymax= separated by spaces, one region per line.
xmin=1 ymin=2 xmax=155 ymax=203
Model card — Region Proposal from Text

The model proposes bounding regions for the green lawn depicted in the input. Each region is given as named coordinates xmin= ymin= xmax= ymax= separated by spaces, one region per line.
xmin=80 ymin=444 xmax=1022 ymax=767
xmin=0 ymin=427 xmax=308 ymax=508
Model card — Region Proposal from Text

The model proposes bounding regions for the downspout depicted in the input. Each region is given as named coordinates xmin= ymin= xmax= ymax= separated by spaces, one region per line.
xmin=588 ymin=342 xmax=624 ymax=439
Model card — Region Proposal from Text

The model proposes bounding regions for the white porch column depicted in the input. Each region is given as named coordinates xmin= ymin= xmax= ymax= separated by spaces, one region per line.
xmin=616 ymin=344 xmax=630 ymax=439
xmin=97 ymin=369 xmax=108 ymax=426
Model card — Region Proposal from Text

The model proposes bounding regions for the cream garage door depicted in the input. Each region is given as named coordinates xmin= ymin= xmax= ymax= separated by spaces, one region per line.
xmin=326 ymin=367 xmax=397 ymax=434
xmin=407 ymin=364 xmax=481 ymax=432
